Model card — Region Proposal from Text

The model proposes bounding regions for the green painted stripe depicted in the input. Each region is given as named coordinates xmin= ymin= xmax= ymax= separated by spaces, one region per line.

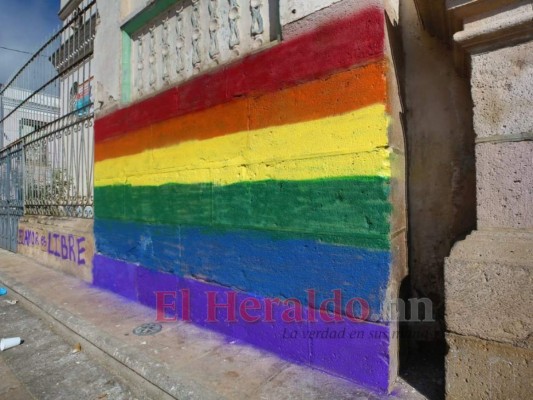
xmin=95 ymin=177 xmax=391 ymax=249
xmin=122 ymin=0 xmax=181 ymax=35
xmin=121 ymin=31 xmax=132 ymax=104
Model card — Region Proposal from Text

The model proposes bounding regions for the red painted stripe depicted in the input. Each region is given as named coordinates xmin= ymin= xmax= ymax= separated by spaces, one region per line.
xmin=96 ymin=7 xmax=384 ymax=143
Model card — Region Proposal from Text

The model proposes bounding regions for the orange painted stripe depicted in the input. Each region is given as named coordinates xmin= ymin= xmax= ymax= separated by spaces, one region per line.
xmin=95 ymin=60 xmax=387 ymax=162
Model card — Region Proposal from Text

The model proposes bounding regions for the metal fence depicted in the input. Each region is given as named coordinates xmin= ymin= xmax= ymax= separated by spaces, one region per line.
xmin=0 ymin=0 xmax=97 ymax=251
xmin=0 ymin=143 xmax=23 ymax=252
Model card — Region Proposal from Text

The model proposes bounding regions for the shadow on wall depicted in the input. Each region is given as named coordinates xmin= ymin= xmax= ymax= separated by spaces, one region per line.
xmin=386 ymin=0 xmax=477 ymax=398
xmin=398 ymin=275 xmax=446 ymax=400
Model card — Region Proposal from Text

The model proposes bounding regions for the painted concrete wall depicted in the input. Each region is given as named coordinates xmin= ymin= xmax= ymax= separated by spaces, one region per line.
xmin=92 ymin=0 xmax=405 ymax=393
xmin=17 ymin=217 xmax=95 ymax=283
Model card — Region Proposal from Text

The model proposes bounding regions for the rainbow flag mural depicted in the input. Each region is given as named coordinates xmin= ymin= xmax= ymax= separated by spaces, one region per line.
xmin=94 ymin=6 xmax=397 ymax=392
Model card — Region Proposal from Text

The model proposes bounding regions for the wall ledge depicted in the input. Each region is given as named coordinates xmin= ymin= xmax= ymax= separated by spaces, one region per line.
xmin=453 ymin=2 xmax=533 ymax=53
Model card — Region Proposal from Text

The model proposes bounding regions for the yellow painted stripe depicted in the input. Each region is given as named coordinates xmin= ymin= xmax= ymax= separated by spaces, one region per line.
xmin=95 ymin=103 xmax=390 ymax=186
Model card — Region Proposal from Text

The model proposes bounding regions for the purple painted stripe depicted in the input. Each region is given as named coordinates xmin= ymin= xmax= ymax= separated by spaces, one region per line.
xmin=93 ymin=254 xmax=391 ymax=391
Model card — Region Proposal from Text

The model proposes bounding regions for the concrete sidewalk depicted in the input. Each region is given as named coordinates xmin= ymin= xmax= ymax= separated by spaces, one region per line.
xmin=0 ymin=250 xmax=426 ymax=399
xmin=0 ymin=290 xmax=134 ymax=400
xmin=0 ymin=352 xmax=34 ymax=399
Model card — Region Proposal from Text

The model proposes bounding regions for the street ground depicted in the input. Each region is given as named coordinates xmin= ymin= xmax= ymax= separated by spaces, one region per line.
xmin=0 ymin=292 xmax=134 ymax=400
xmin=0 ymin=249 xmax=433 ymax=399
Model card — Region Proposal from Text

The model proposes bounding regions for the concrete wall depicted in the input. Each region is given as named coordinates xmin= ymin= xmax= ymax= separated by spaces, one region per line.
xmin=92 ymin=0 xmax=406 ymax=393
xmin=93 ymin=0 xmax=121 ymax=112
xmin=400 ymin=0 xmax=476 ymax=320
xmin=17 ymin=217 xmax=95 ymax=284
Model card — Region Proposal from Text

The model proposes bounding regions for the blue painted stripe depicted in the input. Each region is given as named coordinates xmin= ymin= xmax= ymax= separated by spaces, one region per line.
xmin=95 ymin=219 xmax=391 ymax=318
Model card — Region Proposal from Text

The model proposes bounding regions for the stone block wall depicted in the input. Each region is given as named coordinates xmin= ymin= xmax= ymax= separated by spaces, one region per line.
xmin=445 ymin=1 xmax=533 ymax=398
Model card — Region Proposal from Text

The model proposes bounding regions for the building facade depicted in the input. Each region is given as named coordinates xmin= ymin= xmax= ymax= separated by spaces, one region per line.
xmin=0 ymin=0 xmax=531 ymax=397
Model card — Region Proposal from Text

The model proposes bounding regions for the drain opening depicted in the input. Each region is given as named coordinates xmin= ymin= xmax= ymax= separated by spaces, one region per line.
xmin=132 ymin=323 xmax=163 ymax=336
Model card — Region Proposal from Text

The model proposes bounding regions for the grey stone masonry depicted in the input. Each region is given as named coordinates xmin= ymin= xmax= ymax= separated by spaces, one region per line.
xmin=445 ymin=1 xmax=533 ymax=399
